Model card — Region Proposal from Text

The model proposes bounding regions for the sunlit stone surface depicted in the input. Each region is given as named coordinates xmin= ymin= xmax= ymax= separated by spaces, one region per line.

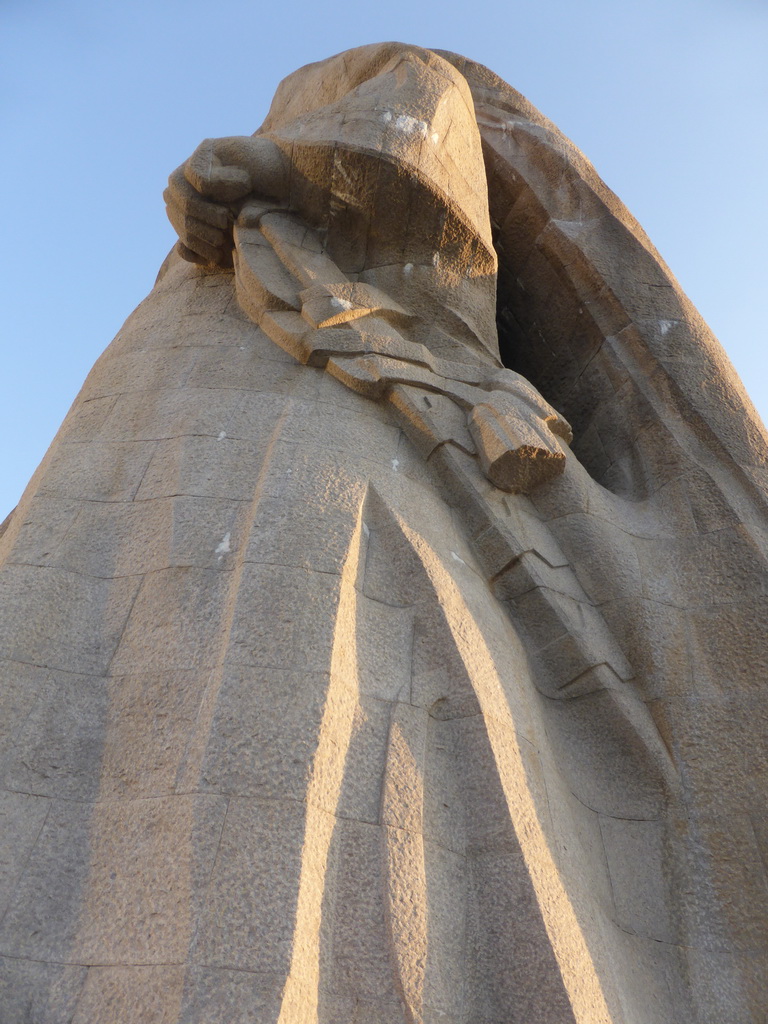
xmin=2 ymin=43 xmax=768 ymax=1023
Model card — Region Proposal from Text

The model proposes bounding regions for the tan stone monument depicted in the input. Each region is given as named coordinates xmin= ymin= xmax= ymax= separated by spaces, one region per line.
xmin=2 ymin=42 xmax=768 ymax=1023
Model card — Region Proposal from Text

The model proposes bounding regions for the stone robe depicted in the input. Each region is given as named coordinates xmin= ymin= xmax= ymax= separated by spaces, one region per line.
xmin=2 ymin=43 xmax=768 ymax=1024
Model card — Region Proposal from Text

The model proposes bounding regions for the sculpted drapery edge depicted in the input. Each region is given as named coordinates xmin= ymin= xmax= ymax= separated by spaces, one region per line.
xmin=1 ymin=42 xmax=768 ymax=1024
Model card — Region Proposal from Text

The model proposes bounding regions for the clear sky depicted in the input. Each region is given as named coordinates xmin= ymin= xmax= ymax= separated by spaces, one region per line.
xmin=2 ymin=0 xmax=766 ymax=519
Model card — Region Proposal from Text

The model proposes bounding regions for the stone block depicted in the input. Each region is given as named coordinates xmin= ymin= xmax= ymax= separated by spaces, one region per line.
xmin=162 ymin=495 xmax=247 ymax=570
xmin=529 ymin=450 xmax=596 ymax=521
xmin=533 ymin=618 xmax=632 ymax=692
xmin=0 ymin=669 xmax=106 ymax=800
xmin=690 ymin=596 xmax=768 ymax=696
xmin=600 ymin=598 xmax=694 ymax=701
xmin=97 ymin=669 xmax=209 ymax=799
xmin=410 ymin=611 xmax=482 ymax=723
xmin=354 ymin=999 xmax=413 ymax=1024
xmin=99 ymin=385 xmax=248 ymax=442
xmin=280 ymin=396 xmax=400 ymax=466
xmin=191 ymin=796 xmax=312 ymax=973
xmin=134 ymin=435 xmax=269 ymax=502
xmin=80 ymin=348 xmax=202 ymax=401
xmin=225 ymin=562 xmax=343 ymax=673
xmin=325 ymin=818 xmax=402 ymax=1003
xmin=687 ymin=524 xmax=768 ymax=606
xmin=184 ymin=344 xmax=318 ymax=396
xmin=504 ymin=585 xmax=573 ymax=649
xmin=221 ymin=388 xmax=294 ymax=441
xmin=71 ymin=966 xmax=186 ymax=1024
xmin=594 ymin=929 xmax=686 ymax=1024
xmin=44 ymin=498 xmax=167 ymax=578
xmin=194 ymin=665 xmax=331 ymax=803
xmin=46 ymin=495 xmax=245 ymax=577
xmin=381 ymin=702 xmax=428 ymax=832
xmin=244 ymin=490 xmax=357 ymax=576
xmin=0 ymin=956 xmax=86 ymax=1024
xmin=110 ymin=567 xmax=231 ymax=674
xmin=0 ymin=565 xmax=140 ymax=675
xmin=684 ymin=947 xmax=768 ymax=1024
xmin=0 ymin=659 xmax=54 ymax=750
xmin=633 ymin=421 xmax=692 ymax=494
xmin=681 ymin=465 xmax=741 ymax=534
xmin=55 ymin=394 xmax=118 ymax=443
xmin=491 ymin=493 xmax=568 ymax=570
xmin=362 ymin=509 xmax=427 ymax=609
xmin=496 ymin=184 xmax=547 ymax=270
xmin=502 ymin=551 xmax=584 ymax=605
xmin=466 ymin=849 xmax=575 ymax=1022
xmin=300 ymin=281 xmax=411 ymax=330
xmin=542 ymin=779 xmax=614 ymax=916
xmin=179 ymin=967 xmax=285 ymax=1024
xmin=422 ymin=839 xmax=468 ymax=1019
xmin=316 ymin=993 xmax=360 ymax=1024
xmin=421 ymin=716 xmax=468 ymax=856
xmin=326 ymin=152 xmax=379 ymax=272
xmin=356 ymin=594 xmax=414 ymax=702
xmin=670 ymin=811 xmax=768 ymax=953
xmin=234 ymin=231 xmax=301 ymax=314
xmin=652 ymin=694 xmax=752 ymax=814
xmin=0 ymin=794 xmax=226 ymax=964
xmin=389 ymin=428 xmax=435 ymax=487
xmin=427 ymin=443 xmax=497 ymax=540
xmin=389 ymin=387 xmax=475 ymax=460
xmin=470 ymin=521 xmax=524 ymax=579
xmin=2 ymin=495 xmax=81 ymax=567
xmin=600 ymin=816 xmax=675 ymax=942
xmin=457 ymin=714 xmax=521 ymax=858
xmin=0 ymin=791 xmax=51 ymax=918
xmin=335 ymin=695 xmax=393 ymax=823
xmin=260 ymin=211 xmax=332 ymax=270
xmin=177 ymin=264 xmax=239 ymax=314
xmin=549 ymin=512 xmax=643 ymax=606
xmin=37 ymin=439 xmax=157 ymax=502
xmin=570 ymin=419 xmax=613 ymax=482
xmin=539 ymin=688 xmax=665 ymax=818
xmin=241 ymin=448 xmax=371 ymax=576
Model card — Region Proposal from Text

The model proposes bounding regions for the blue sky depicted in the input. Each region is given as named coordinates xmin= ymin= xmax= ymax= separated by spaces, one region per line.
xmin=2 ymin=0 xmax=766 ymax=519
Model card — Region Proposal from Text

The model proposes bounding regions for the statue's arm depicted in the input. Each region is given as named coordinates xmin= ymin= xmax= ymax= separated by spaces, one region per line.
xmin=164 ymin=136 xmax=289 ymax=266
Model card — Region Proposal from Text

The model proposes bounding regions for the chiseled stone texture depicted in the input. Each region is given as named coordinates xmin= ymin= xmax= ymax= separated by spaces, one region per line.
xmin=2 ymin=41 xmax=768 ymax=1024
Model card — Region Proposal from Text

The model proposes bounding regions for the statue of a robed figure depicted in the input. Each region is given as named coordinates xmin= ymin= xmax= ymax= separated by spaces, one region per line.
xmin=2 ymin=43 xmax=768 ymax=1024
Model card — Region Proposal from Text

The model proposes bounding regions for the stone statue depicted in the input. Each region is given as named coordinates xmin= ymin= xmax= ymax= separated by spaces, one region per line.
xmin=2 ymin=42 xmax=768 ymax=1024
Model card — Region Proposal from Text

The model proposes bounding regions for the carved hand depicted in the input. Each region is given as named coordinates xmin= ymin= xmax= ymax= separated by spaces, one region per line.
xmin=164 ymin=135 xmax=288 ymax=266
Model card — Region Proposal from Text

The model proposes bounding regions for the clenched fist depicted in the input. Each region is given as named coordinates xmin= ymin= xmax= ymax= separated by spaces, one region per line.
xmin=164 ymin=135 xmax=288 ymax=266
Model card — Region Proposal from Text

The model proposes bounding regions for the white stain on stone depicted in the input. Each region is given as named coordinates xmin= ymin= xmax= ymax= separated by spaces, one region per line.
xmin=395 ymin=113 xmax=428 ymax=137
xmin=331 ymin=296 xmax=354 ymax=311
xmin=215 ymin=532 xmax=231 ymax=556
xmin=658 ymin=319 xmax=675 ymax=336
xmin=382 ymin=110 xmax=393 ymax=123
xmin=392 ymin=458 xmax=400 ymax=471
xmin=218 ymin=431 xmax=226 ymax=440
xmin=404 ymin=262 xmax=413 ymax=275
xmin=431 ymin=132 xmax=439 ymax=144
xmin=450 ymin=551 xmax=465 ymax=565
xmin=432 ymin=252 xmax=440 ymax=268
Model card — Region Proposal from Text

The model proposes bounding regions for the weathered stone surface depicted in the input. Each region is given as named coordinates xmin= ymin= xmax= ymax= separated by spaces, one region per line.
xmin=2 ymin=40 xmax=768 ymax=1024
xmin=0 ymin=957 xmax=86 ymax=1024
